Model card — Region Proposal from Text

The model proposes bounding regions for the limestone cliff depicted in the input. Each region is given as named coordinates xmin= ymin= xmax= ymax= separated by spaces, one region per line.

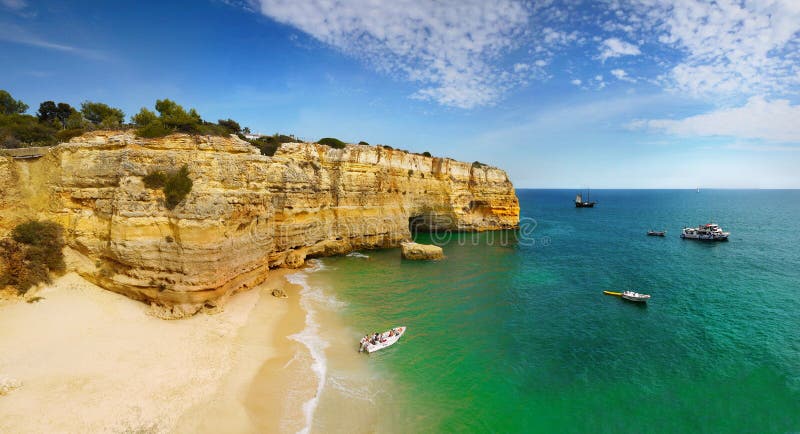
xmin=0 ymin=131 xmax=519 ymax=316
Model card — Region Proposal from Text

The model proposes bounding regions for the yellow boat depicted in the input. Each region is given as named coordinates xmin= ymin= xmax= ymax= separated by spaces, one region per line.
xmin=603 ymin=291 xmax=622 ymax=296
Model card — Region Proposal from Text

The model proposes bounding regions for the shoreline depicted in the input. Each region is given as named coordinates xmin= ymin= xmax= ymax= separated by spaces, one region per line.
xmin=0 ymin=269 xmax=317 ymax=433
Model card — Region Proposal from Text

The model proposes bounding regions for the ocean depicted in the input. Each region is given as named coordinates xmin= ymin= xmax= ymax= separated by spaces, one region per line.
xmin=291 ymin=189 xmax=800 ymax=433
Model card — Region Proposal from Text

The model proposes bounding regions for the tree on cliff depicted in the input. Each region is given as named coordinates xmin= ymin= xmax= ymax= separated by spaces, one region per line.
xmin=0 ymin=112 xmax=58 ymax=148
xmin=0 ymin=90 xmax=29 ymax=115
xmin=317 ymin=137 xmax=347 ymax=149
xmin=132 ymin=99 xmax=231 ymax=138
xmin=37 ymin=101 xmax=75 ymax=128
xmin=80 ymin=101 xmax=125 ymax=128
xmin=217 ymin=118 xmax=241 ymax=134
xmin=248 ymin=134 xmax=298 ymax=156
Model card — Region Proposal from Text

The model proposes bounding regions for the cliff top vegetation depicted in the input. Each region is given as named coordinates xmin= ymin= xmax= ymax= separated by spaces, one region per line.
xmin=1 ymin=89 xmax=447 ymax=160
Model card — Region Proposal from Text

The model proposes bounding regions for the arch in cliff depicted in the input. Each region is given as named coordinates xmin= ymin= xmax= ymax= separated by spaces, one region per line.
xmin=408 ymin=211 xmax=457 ymax=235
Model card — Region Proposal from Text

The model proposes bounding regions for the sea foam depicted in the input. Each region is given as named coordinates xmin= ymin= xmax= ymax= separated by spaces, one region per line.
xmin=286 ymin=260 xmax=341 ymax=434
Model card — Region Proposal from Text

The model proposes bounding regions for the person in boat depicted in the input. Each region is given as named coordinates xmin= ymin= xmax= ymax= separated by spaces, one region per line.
xmin=388 ymin=329 xmax=394 ymax=337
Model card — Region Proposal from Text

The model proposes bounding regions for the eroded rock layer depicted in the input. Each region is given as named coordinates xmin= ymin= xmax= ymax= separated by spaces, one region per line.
xmin=0 ymin=131 xmax=519 ymax=316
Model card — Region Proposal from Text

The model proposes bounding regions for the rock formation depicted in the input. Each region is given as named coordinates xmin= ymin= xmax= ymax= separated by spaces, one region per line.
xmin=0 ymin=131 xmax=519 ymax=317
xmin=400 ymin=242 xmax=444 ymax=260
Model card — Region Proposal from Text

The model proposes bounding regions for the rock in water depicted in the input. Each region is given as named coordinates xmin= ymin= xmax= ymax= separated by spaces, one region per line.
xmin=401 ymin=242 xmax=444 ymax=260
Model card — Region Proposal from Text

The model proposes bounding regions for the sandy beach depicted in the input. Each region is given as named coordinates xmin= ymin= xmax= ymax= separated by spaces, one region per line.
xmin=0 ymin=270 xmax=316 ymax=433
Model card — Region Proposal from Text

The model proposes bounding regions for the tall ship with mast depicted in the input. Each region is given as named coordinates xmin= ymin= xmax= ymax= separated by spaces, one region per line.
xmin=575 ymin=189 xmax=596 ymax=208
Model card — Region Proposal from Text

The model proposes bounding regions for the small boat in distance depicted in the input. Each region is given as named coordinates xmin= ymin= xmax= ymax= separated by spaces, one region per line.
xmin=575 ymin=189 xmax=596 ymax=208
xmin=603 ymin=290 xmax=651 ymax=303
xmin=621 ymin=291 xmax=651 ymax=302
xmin=681 ymin=223 xmax=729 ymax=241
xmin=359 ymin=326 xmax=406 ymax=353
xmin=647 ymin=230 xmax=666 ymax=237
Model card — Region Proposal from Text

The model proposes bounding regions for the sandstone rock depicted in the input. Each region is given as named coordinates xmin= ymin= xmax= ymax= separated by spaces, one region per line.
xmin=0 ymin=131 xmax=519 ymax=315
xmin=272 ymin=288 xmax=288 ymax=298
xmin=0 ymin=376 xmax=22 ymax=395
xmin=401 ymin=242 xmax=444 ymax=260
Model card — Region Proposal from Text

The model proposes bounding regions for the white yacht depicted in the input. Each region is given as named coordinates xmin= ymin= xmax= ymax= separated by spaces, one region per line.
xmin=681 ymin=223 xmax=729 ymax=241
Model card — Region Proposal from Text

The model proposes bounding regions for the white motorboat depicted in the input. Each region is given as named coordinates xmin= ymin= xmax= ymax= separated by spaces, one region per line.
xmin=681 ymin=223 xmax=729 ymax=241
xmin=359 ymin=326 xmax=406 ymax=353
xmin=621 ymin=291 xmax=651 ymax=302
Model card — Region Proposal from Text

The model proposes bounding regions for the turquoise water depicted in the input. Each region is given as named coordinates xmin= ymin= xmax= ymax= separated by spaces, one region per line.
xmin=310 ymin=189 xmax=800 ymax=433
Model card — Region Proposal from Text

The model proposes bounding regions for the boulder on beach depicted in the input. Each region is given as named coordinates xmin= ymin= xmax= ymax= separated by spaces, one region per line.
xmin=272 ymin=288 xmax=288 ymax=298
xmin=400 ymin=242 xmax=444 ymax=261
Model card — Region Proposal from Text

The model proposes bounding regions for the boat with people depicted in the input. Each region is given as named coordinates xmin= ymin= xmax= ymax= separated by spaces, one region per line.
xmin=359 ymin=326 xmax=406 ymax=353
xmin=575 ymin=188 xmax=596 ymax=208
xmin=621 ymin=290 xmax=651 ymax=302
xmin=647 ymin=230 xmax=666 ymax=237
xmin=604 ymin=290 xmax=651 ymax=303
xmin=681 ymin=223 xmax=729 ymax=241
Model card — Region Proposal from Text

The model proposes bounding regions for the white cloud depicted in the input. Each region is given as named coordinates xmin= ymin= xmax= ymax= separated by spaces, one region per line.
xmin=1 ymin=0 xmax=27 ymax=10
xmin=598 ymin=37 xmax=640 ymax=61
xmin=251 ymin=0 xmax=531 ymax=109
xmin=571 ymin=79 xmax=582 ymax=85
xmin=514 ymin=63 xmax=530 ymax=73
xmin=610 ymin=68 xmax=635 ymax=82
xmin=0 ymin=23 xmax=108 ymax=60
xmin=628 ymin=0 xmax=800 ymax=96
xmin=593 ymin=74 xmax=606 ymax=89
xmin=631 ymin=96 xmax=800 ymax=142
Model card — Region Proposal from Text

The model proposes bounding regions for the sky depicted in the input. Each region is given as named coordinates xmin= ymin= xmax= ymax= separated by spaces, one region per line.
xmin=1 ymin=0 xmax=799 ymax=188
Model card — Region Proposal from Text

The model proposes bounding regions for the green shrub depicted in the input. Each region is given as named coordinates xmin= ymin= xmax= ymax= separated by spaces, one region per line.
xmin=136 ymin=120 xmax=173 ymax=138
xmin=132 ymin=108 xmax=158 ymax=126
xmin=55 ymin=128 xmax=86 ymax=142
xmin=247 ymin=134 xmax=297 ymax=156
xmin=422 ymin=151 xmax=432 ymax=157
xmin=81 ymin=101 xmax=125 ymax=126
xmin=65 ymin=111 xmax=88 ymax=129
xmin=0 ymin=113 xmax=58 ymax=148
xmin=143 ymin=171 xmax=167 ymax=189
xmin=358 ymin=141 xmax=370 ymax=146
xmin=0 ymin=220 xmax=65 ymax=294
xmin=472 ymin=161 xmax=488 ymax=168
xmin=195 ymin=122 xmax=229 ymax=136
xmin=164 ymin=165 xmax=192 ymax=209
xmin=142 ymin=166 xmax=192 ymax=209
xmin=318 ymin=137 xmax=347 ymax=149
xmin=0 ymin=90 xmax=28 ymax=115
xmin=132 ymin=100 xmax=249 ymax=139
xmin=217 ymin=119 xmax=241 ymax=134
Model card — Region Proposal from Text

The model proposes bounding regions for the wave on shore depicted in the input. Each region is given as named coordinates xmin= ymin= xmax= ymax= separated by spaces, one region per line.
xmin=286 ymin=260 xmax=345 ymax=434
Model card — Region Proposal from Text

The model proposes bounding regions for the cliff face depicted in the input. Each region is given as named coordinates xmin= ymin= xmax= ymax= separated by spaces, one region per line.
xmin=0 ymin=131 xmax=519 ymax=316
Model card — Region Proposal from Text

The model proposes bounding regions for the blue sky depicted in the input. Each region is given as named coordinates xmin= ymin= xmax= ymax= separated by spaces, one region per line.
xmin=2 ymin=0 xmax=799 ymax=188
